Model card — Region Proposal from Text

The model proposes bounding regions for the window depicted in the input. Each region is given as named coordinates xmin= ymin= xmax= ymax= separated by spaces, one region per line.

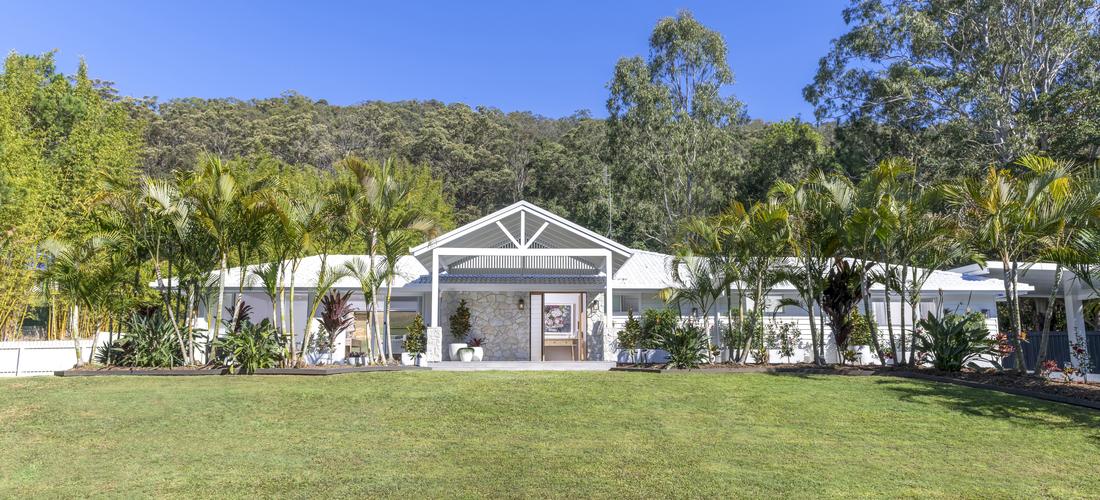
xmin=615 ymin=293 xmax=641 ymax=314
xmin=872 ymin=301 xmax=937 ymax=326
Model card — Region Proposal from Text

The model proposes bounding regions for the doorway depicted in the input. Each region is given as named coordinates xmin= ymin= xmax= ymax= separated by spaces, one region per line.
xmin=529 ymin=292 xmax=587 ymax=361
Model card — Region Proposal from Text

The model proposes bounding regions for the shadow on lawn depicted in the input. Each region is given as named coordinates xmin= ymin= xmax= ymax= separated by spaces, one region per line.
xmin=763 ymin=372 xmax=1100 ymax=443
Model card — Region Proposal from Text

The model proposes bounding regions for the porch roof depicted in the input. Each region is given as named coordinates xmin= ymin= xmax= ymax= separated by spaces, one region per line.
xmin=410 ymin=201 xmax=633 ymax=273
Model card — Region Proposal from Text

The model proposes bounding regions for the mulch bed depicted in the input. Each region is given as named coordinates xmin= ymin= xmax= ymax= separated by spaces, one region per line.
xmin=56 ymin=364 xmax=429 ymax=377
xmin=612 ymin=362 xmax=1100 ymax=410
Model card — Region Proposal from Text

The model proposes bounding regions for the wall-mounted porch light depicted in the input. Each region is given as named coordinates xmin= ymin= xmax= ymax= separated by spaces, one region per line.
xmin=518 ymin=298 xmax=525 ymax=311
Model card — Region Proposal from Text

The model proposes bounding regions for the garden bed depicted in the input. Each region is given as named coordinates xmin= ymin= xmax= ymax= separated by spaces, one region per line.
xmin=612 ymin=362 xmax=1100 ymax=410
xmin=611 ymin=362 xmax=877 ymax=376
xmin=55 ymin=364 xmax=429 ymax=377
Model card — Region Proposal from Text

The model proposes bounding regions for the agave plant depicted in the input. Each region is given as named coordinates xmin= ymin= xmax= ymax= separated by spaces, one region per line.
xmin=95 ymin=311 xmax=186 ymax=368
xmin=661 ymin=321 xmax=709 ymax=369
xmin=913 ymin=312 xmax=997 ymax=372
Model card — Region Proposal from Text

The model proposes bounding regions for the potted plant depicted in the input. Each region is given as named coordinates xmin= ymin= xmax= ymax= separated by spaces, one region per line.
xmin=467 ymin=336 xmax=485 ymax=361
xmin=457 ymin=346 xmax=475 ymax=362
xmin=401 ymin=314 xmax=427 ymax=366
xmin=448 ymin=299 xmax=472 ymax=361
xmin=616 ymin=310 xmax=641 ymax=363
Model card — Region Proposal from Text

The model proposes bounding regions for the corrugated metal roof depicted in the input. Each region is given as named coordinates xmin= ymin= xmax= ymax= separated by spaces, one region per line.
xmin=426 ymin=274 xmax=607 ymax=285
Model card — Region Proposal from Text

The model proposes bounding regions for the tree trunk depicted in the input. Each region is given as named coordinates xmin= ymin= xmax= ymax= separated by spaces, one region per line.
xmin=805 ymin=265 xmax=822 ymax=365
xmin=898 ymin=264 xmax=909 ymax=366
xmin=861 ymin=272 xmax=885 ymax=367
xmin=211 ymin=252 xmax=228 ymax=363
xmin=384 ymin=278 xmax=395 ymax=362
xmin=71 ymin=304 xmax=83 ymax=367
xmin=1034 ymin=265 xmax=1063 ymax=372
xmin=882 ymin=261 xmax=898 ymax=365
xmin=1009 ymin=260 xmax=1027 ymax=371
xmin=152 ymin=246 xmax=190 ymax=365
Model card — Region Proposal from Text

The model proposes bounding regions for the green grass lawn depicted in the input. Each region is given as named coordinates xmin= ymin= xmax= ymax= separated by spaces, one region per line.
xmin=2 ymin=372 xmax=1099 ymax=499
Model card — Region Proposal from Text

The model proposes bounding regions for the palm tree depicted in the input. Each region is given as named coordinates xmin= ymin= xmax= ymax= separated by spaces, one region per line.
xmin=663 ymin=249 xmax=728 ymax=359
xmin=944 ymin=165 xmax=1070 ymax=371
xmin=770 ymin=173 xmax=848 ymax=364
xmin=706 ymin=201 xmax=789 ymax=363
xmin=185 ymin=156 xmax=239 ymax=361
xmin=41 ymin=235 xmax=122 ymax=366
xmin=1015 ymin=155 xmax=1092 ymax=370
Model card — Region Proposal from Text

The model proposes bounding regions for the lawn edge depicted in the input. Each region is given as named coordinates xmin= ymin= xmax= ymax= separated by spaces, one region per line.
xmin=53 ymin=366 xmax=431 ymax=377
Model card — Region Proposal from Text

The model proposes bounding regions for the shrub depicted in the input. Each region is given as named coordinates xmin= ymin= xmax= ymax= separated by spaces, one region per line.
xmin=661 ymin=321 xmax=708 ymax=369
xmin=403 ymin=313 xmax=427 ymax=354
xmin=449 ymin=299 xmax=471 ymax=342
xmin=913 ymin=312 xmax=996 ymax=372
xmin=641 ymin=308 xmax=677 ymax=350
xmin=95 ymin=311 xmax=185 ymax=367
xmin=848 ymin=311 xmax=873 ymax=346
xmin=215 ymin=319 xmax=283 ymax=374
xmin=316 ymin=291 xmax=354 ymax=355
xmin=765 ymin=321 xmax=800 ymax=363
xmin=616 ymin=310 xmax=642 ymax=361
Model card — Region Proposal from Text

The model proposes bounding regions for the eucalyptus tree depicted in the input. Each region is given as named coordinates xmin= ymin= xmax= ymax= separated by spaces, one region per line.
xmin=807 ymin=0 xmax=1100 ymax=168
xmin=607 ymin=9 xmax=747 ymax=249
xmin=945 ymin=165 xmax=1071 ymax=370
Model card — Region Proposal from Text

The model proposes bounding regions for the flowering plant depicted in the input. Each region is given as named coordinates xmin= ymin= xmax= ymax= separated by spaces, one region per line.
xmin=1039 ymin=359 xmax=1060 ymax=378
xmin=1066 ymin=335 xmax=1092 ymax=382
xmin=994 ymin=332 xmax=1017 ymax=356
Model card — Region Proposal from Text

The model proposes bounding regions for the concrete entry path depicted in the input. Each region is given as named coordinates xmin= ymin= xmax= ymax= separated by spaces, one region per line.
xmin=429 ymin=361 xmax=615 ymax=371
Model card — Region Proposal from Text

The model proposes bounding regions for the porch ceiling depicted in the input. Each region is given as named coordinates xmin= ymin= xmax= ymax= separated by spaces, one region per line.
xmin=411 ymin=201 xmax=632 ymax=272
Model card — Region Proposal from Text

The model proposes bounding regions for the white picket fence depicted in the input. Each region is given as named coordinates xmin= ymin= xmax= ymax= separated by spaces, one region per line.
xmin=0 ymin=337 xmax=110 ymax=377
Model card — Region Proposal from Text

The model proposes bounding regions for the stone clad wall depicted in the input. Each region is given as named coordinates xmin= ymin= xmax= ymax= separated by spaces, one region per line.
xmin=441 ymin=291 xmax=529 ymax=361
xmin=585 ymin=292 xmax=611 ymax=361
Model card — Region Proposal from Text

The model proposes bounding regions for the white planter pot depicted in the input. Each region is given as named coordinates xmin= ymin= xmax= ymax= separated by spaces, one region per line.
xmin=448 ymin=343 xmax=467 ymax=361
xmin=457 ymin=348 xmax=474 ymax=362
xmin=400 ymin=352 xmax=422 ymax=366
xmin=470 ymin=346 xmax=484 ymax=361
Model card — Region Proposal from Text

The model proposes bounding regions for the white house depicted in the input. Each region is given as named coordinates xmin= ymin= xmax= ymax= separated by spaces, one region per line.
xmin=204 ymin=201 xmax=1017 ymax=365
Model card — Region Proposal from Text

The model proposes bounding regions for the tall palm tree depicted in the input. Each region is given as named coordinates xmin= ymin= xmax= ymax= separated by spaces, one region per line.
xmin=945 ymin=165 xmax=1069 ymax=371
xmin=41 ymin=235 xmax=122 ymax=366
xmin=770 ymin=173 xmax=848 ymax=364
xmin=1015 ymin=155 xmax=1092 ymax=370
xmin=742 ymin=202 xmax=790 ymax=362
xmin=185 ymin=156 xmax=239 ymax=361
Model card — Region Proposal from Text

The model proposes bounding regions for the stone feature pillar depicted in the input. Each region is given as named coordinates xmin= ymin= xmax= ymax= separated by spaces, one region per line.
xmin=426 ymin=327 xmax=443 ymax=362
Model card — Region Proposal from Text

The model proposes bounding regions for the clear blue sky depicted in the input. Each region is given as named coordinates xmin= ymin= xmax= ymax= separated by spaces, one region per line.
xmin=3 ymin=1 xmax=849 ymax=122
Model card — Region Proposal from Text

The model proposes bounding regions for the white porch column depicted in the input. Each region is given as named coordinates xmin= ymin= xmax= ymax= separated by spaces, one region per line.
xmin=1064 ymin=277 xmax=1087 ymax=370
xmin=605 ymin=252 xmax=614 ymax=361
xmin=431 ymin=250 xmax=440 ymax=328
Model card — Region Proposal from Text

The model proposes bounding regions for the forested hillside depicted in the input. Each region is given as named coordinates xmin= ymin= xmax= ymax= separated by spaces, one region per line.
xmin=12 ymin=4 xmax=1100 ymax=253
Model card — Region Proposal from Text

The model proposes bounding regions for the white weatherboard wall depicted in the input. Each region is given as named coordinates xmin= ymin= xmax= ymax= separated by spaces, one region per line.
xmin=0 ymin=337 xmax=111 ymax=377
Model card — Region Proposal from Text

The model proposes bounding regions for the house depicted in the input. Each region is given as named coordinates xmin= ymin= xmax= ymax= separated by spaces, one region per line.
xmin=952 ymin=262 xmax=1100 ymax=375
xmin=211 ymin=201 xmax=1017 ymax=364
